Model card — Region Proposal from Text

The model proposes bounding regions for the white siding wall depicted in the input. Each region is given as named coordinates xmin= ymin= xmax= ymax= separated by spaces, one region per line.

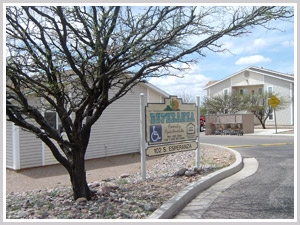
xmin=85 ymin=84 xmax=147 ymax=159
xmin=147 ymin=88 xmax=162 ymax=103
xmin=264 ymin=76 xmax=293 ymax=125
xmin=6 ymin=121 xmax=13 ymax=169
xmin=231 ymin=71 xmax=264 ymax=86
xmin=19 ymin=126 xmax=43 ymax=168
xmin=208 ymin=79 xmax=231 ymax=97
xmin=43 ymin=139 xmax=64 ymax=166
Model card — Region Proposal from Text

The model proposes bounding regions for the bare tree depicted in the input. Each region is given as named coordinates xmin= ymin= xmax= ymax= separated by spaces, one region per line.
xmin=6 ymin=6 xmax=293 ymax=200
xmin=177 ymin=90 xmax=195 ymax=103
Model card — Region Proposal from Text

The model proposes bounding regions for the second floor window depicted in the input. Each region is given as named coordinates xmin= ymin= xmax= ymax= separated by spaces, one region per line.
xmin=267 ymin=86 xmax=273 ymax=98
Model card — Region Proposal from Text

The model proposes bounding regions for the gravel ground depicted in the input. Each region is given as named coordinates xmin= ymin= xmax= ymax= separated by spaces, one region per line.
xmin=6 ymin=144 xmax=235 ymax=219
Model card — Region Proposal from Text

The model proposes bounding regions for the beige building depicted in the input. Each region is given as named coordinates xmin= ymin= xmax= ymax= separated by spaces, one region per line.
xmin=203 ymin=66 xmax=294 ymax=126
xmin=6 ymin=82 xmax=169 ymax=170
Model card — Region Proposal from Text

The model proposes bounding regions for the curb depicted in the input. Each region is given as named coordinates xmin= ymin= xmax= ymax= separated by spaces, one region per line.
xmin=147 ymin=143 xmax=243 ymax=219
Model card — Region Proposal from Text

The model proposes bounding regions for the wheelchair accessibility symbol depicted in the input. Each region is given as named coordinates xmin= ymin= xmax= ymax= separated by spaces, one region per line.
xmin=150 ymin=125 xmax=162 ymax=143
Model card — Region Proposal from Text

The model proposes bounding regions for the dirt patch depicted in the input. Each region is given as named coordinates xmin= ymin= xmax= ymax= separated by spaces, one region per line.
xmin=6 ymin=153 xmax=162 ymax=194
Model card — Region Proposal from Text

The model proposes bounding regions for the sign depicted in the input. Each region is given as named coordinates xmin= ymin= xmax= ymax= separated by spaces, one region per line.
xmin=145 ymin=96 xmax=197 ymax=145
xmin=268 ymin=95 xmax=280 ymax=108
xmin=146 ymin=141 xmax=198 ymax=156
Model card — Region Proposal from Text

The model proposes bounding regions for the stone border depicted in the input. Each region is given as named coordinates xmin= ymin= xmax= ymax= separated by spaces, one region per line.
xmin=147 ymin=143 xmax=243 ymax=219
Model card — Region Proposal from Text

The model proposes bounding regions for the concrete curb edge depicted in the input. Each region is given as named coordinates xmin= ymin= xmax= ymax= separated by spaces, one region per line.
xmin=147 ymin=143 xmax=243 ymax=219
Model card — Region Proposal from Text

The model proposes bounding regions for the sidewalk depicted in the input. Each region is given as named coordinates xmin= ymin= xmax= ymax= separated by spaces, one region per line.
xmin=245 ymin=126 xmax=294 ymax=136
xmin=174 ymin=158 xmax=259 ymax=219
xmin=201 ymin=125 xmax=294 ymax=136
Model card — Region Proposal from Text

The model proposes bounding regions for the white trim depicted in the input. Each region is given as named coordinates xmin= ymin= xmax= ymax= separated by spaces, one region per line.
xmin=12 ymin=124 xmax=20 ymax=170
xmin=41 ymin=111 xmax=45 ymax=166
xmin=142 ymin=82 xmax=169 ymax=98
xmin=42 ymin=142 xmax=45 ymax=166
xmin=146 ymin=88 xmax=150 ymax=103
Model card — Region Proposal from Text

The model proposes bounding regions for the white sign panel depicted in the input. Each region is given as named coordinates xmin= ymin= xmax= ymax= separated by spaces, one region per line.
xmin=145 ymin=96 xmax=197 ymax=145
xmin=146 ymin=141 xmax=198 ymax=156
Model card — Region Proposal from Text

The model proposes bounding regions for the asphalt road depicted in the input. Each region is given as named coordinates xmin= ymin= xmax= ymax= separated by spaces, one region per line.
xmin=199 ymin=133 xmax=294 ymax=149
xmin=197 ymin=135 xmax=295 ymax=219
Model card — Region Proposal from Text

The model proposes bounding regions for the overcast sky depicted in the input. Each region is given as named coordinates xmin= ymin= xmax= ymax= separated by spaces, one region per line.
xmin=148 ymin=11 xmax=294 ymax=102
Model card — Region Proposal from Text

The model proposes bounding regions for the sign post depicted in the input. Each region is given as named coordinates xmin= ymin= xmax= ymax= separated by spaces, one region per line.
xmin=268 ymin=95 xmax=280 ymax=134
xmin=196 ymin=96 xmax=200 ymax=169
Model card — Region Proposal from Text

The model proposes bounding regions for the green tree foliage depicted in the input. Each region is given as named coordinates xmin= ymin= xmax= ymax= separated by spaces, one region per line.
xmin=202 ymin=92 xmax=289 ymax=128
xmin=247 ymin=92 xmax=289 ymax=129
xmin=203 ymin=94 xmax=249 ymax=114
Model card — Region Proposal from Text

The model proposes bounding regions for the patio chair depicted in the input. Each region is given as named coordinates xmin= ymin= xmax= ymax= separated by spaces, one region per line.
xmin=214 ymin=124 xmax=223 ymax=135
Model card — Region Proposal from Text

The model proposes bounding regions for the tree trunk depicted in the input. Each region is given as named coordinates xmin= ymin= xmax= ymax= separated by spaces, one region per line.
xmin=253 ymin=113 xmax=266 ymax=129
xmin=68 ymin=151 xmax=92 ymax=200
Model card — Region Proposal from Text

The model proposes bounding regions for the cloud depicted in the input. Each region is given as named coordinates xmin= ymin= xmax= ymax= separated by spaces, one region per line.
xmin=235 ymin=55 xmax=271 ymax=65
xmin=281 ymin=40 xmax=294 ymax=47
xmin=148 ymin=64 xmax=210 ymax=100
xmin=219 ymin=38 xmax=268 ymax=57
xmin=247 ymin=38 xmax=267 ymax=52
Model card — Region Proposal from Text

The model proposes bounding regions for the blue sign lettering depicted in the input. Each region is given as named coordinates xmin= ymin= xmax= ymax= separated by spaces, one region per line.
xmin=150 ymin=112 xmax=195 ymax=124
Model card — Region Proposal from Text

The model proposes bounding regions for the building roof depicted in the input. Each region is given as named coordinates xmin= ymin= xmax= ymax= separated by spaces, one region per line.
xmin=205 ymin=80 xmax=219 ymax=87
xmin=203 ymin=66 xmax=294 ymax=90
xmin=142 ymin=81 xmax=170 ymax=98
xmin=62 ymin=69 xmax=170 ymax=98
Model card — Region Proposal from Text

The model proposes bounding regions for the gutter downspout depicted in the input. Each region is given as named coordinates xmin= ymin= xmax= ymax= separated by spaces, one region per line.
xmin=12 ymin=124 xmax=20 ymax=170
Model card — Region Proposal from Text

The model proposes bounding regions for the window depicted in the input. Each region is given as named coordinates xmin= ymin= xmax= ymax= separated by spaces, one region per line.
xmin=267 ymin=86 xmax=273 ymax=98
xmin=267 ymin=86 xmax=274 ymax=120
xmin=268 ymin=106 xmax=274 ymax=120
xmin=223 ymin=88 xmax=229 ymax=96
xmin=223 ymin=88 xmax=229 ymax=100
xmin=258 ymin=87 xmax=263 ymax=95
xmin=239 ymin=88 xmax=248 ymax=95
xmin=44 ymin=112 xmax=62 ymax=130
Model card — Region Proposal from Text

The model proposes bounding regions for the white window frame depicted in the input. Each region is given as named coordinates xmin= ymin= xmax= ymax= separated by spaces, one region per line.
xmin=267 ymin=86 xmax=273 ymax=98
xmin=44 ymin=111 xmax=62 ymax=130
xmin=267 ymin=86 xmax=274 ymax=120
xmin=223 ymin=88 xmax=229 ymax=96
xmin=268 ymin=106 xmax=274 ymax=121
xmin=239 ymin=88 xmax=248 ymax=95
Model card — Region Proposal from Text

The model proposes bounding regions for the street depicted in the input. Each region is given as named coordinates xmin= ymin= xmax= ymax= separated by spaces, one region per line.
xmin=180 ymin=134 xmax=295 ymax=219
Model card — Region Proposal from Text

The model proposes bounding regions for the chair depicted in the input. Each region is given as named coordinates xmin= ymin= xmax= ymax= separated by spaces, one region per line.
xmin=237 ymin=123 xmax=243 ymax=136
xmin=214 ymin=124 xmax=223 ymax=135
xmin=222 ymin=123 xmax=230 ymax=135
xmin=233 ymin=123 xmax=240 ymax=135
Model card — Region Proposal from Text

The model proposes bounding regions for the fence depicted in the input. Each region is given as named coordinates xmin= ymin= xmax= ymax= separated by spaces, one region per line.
xmin=205 ymin=113 xmax=254 ymax=135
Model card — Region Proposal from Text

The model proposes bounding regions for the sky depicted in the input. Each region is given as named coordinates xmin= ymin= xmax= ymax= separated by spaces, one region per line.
xmin=148 ymin=10 xmax=295 ymax=103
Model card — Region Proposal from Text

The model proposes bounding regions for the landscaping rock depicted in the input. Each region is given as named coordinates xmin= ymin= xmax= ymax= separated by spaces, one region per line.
xmin=6 ymin=145 xmax=235 ymax=219
xmin=173 ymin=168 xmax=188 ymax=176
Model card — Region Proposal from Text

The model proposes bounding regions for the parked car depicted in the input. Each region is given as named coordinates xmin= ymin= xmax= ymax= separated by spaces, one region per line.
xmin=200 ymin=116 xmax=205 ymax=132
